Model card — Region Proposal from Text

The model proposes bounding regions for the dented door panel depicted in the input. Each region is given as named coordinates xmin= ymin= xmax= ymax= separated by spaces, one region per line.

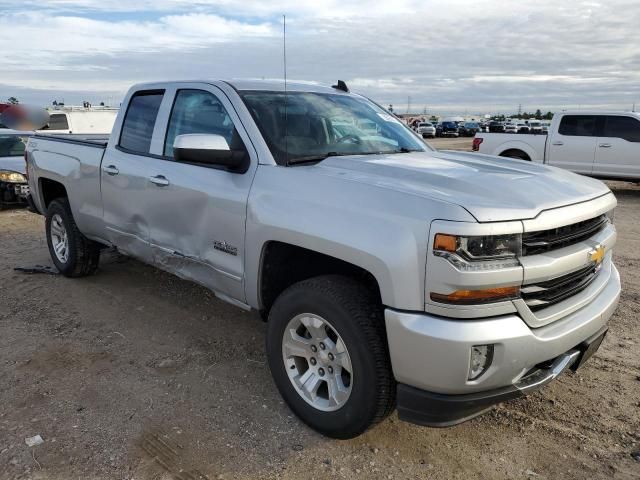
xmin=100 ymin=147 xmax=155 ymax=262
xmin=145 ymin=157 xmax=253 ymax=300
xmin=143 ymin=84 xmax=259 ymax=302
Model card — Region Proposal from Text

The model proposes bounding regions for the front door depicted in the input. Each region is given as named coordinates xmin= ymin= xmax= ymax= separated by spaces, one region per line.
xmin=547 ymin=114 xmax=599 ymax=174
xmin=143 ymin=86 xmax=258 ymax=301
xmin=592 ymin=115 xmax=640 ymax=180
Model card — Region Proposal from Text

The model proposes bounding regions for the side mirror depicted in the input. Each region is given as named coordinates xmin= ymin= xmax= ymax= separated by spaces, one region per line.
xmin=173 ymin=134 xmax=248 ymax=172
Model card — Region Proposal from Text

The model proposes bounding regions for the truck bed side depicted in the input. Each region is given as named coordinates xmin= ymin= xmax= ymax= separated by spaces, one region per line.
xmin=27 ymin=134 xmax=109 ymax=240
xmin=475 ymin=133 xmax=548 ymax=162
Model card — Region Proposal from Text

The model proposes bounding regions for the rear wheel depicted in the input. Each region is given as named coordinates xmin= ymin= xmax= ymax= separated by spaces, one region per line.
xmin=500 ymin=149 xmax=531 ymax=161
xmin=266 ymin=275 xmax=395 ymax=439
xmin=45 ymin=198 xmax=100 ymax=277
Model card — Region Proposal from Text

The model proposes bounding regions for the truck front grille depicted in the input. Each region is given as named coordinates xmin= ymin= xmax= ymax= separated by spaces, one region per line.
xmin=521 ymin=263 xmax=599 ymax=311
xmin=522 ymin=215 xmax=607 ymax=256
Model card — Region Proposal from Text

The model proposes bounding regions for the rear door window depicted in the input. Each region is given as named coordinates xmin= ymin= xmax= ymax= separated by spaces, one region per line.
xmin=603 ymin=116 xmax=640 ymax=142
xmin=119 ymin=90 xmax=164 ymax=154
xmin=558 ymin=115 xmax=598 ymax=137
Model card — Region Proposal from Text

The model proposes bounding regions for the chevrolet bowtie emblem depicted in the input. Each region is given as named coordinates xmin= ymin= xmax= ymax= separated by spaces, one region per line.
xmin=589 ymin=245 xmax=605 ymax=265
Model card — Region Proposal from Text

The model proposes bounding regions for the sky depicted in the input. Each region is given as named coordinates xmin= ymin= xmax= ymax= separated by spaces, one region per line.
xmin=1 ymin=0 xmax=639 ymax=115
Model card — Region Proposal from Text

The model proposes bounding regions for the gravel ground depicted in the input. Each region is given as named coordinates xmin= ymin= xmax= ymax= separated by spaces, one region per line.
xmin=0 ymin=138 xmax=639 ymax=479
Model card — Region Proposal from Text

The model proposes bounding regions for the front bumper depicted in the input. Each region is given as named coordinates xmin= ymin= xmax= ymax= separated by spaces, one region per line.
xmin=396 ymin=329 xmax=605 ymax=427
xmin=385 ymin=264 xmax=620 ymax=425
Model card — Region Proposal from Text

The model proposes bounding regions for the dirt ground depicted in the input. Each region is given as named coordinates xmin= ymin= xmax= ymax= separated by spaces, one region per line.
xmin=1 ymin=138 xmax=639 ymax=479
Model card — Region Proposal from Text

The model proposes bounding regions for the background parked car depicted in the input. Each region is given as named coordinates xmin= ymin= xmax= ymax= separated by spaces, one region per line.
xmin=474 ymin=110 xmax=640 ymax=180
xmin=416 ymin=122 xmax=436 ymax=138
xmin=488 ymin=121 xmax=505 ymax=133
xmin=528 ymin=121 xmax=543 ymax=134
xmin=0 ymin=130 xmax=31 ymax=208
xmin=40 ymin=107 xmax=118 ymax=134
xmin=504 ymin=122 xmax=518 ymax=133
xmin=458 ymin=122 xmax=480 ymax=137
xmin=436 ymin=121 xmax=459 ymax=137
xmin=517 ymin=123 xmax=530 ymax=133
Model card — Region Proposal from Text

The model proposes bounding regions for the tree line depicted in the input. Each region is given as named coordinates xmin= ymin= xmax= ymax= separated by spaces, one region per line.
xmin=492 ymin=109 xmax=554 ymax=121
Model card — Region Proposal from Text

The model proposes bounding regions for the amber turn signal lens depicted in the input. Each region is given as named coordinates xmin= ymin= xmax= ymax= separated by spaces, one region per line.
xmin=431 ymin=286 xmax=520 ymax=305
xmin=434 ymin=233 xmax=458 ymax=252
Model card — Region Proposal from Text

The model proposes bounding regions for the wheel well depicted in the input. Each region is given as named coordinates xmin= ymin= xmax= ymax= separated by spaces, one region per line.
xmin=40 ymin=178 xmax=67 ymax=208
xmin=259 ymin=241 xmax=381 ymax=318
xmin=499 ymin=149 xmax=531 ymax=161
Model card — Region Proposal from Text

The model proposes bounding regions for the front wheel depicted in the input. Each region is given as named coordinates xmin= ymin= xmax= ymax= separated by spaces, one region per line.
xmin=45 ymin=198 xmax=100 ymax=277
xmin=266 ymin=275 xmax=395 ymax=439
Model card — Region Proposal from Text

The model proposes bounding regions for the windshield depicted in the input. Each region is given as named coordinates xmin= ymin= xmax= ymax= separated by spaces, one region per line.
xmin=0 ymin=134 xmax=28 ymax=157
xmin=239 ymin=91 xmax=430 ymax=165
xmin=465 ymin=122 xmax=478 ymax=128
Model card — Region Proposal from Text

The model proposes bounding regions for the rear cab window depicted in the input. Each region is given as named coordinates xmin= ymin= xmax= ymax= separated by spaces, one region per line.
xmin=43 ymin=113 xmax=69 ymax=131
xmin=119 ymin=90 xmax=165 ymax=154
xmin=558 ymin=115 xmax=598 ymax=137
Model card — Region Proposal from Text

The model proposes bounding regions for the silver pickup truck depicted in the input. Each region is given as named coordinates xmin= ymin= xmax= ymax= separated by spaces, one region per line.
xmin=26 ymin=80 xmax=620 ymax=439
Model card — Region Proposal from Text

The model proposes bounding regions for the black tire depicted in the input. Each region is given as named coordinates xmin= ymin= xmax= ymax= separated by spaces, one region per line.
xmin=266 ymin=275 xmax=395 ymax=439
xmin=500 ymin=149 xmax=530 ymax=161
xmin=45 ymin=198 xmax=100 ymax=277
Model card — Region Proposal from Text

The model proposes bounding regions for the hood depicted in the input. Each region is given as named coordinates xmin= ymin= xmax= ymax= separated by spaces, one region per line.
xmin=314 ymin=150 xmax=611 ymax=222
xmin=0 ymin=156 xmax=26 ymax=175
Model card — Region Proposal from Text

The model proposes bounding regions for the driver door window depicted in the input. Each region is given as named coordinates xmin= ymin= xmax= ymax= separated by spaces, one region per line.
xmin=164 ymin=89 xmax=242 ymax=158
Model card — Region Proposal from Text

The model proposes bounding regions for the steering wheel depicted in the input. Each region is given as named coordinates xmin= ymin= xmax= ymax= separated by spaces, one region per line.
xmin=336 ymin=134 xmax=362 ymax=144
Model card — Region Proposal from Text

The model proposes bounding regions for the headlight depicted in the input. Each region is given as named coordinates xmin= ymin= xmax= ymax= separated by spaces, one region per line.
xmin=605 ymin=209 xmax=615 ymax=225
xmin=430 ymin=232 xmax=522 ymax=304
xmin=433 ymin=233 xmax=522 ymax=271
xmin=0 ymin=171 xmax=27 ymax=183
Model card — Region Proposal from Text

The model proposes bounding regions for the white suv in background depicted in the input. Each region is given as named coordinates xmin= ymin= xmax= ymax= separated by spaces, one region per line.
xmin=416 ymin=122 xmax=436 ymax=138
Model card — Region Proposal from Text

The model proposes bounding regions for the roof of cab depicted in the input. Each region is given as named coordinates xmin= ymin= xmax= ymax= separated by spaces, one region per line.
xmin=225 ymin=79 xmax=344 ymax=94
xmin=129 ymin=79 xmax=350 ymax=95
xmin=559 ymin=110 xmax=640 ymax=117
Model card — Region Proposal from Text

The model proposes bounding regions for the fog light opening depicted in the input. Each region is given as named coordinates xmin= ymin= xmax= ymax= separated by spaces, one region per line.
xmin=469 ymin=345 xmax=494 ymax=381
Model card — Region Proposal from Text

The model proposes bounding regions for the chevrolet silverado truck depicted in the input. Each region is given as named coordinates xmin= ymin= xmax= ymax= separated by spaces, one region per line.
xmin=26 ymin=80 xmax=620 ymax=439
xmin=474 ymin=110 xmax=640 ymax=181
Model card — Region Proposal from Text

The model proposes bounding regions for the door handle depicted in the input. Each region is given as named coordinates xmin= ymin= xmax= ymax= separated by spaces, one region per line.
xmin=599 ymin=143 xmax=612 ymax=148
xmin=102 ymin=165 xmax=119 ymax=176
xmin=149 ymin=175 xmax=170 ymax=187
xmin=551 ymin=141 xmax=564 ymax=146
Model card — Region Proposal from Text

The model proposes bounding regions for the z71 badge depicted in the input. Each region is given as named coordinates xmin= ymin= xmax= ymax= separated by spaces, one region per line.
xmin=213 ymin=240 xmax=238 ymax=256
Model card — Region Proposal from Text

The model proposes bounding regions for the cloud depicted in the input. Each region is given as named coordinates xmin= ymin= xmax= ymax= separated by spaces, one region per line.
xmin=0 ymin=0 xmax=639 ymax=113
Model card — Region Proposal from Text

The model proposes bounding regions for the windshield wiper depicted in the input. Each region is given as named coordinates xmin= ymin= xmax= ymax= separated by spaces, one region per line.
xmin=393 ymin=147 xmax=422 ymax=153
xmin=287 ymin=148 xmax=422 ymax=166
xmin=287 ymin=152 xmax=349 ymax=166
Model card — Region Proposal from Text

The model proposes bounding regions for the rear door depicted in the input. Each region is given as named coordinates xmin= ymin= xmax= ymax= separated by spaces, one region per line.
xmin=592 ymin=115 xmax=640 ymax=179
xmin=142 ymin=84 xmax=258 ymax=301
xmin=100 ymin=89 xmax=165 ymax=262
xmin=546 ymin=115 xmax=599 ymax=174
